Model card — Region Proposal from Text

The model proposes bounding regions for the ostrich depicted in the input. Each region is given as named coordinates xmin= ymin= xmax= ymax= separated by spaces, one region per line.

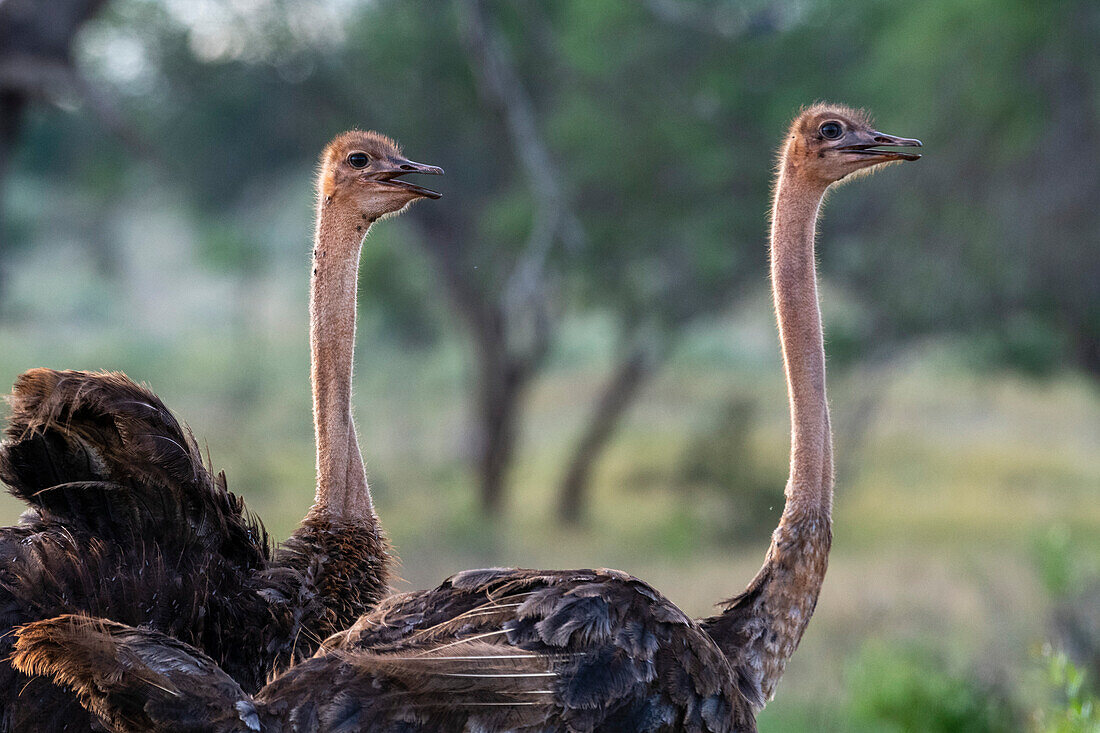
xmin=12 ymin=104 xmax=920 ymax=732
xmin=0 ymin=131 xmax=442 ymax=730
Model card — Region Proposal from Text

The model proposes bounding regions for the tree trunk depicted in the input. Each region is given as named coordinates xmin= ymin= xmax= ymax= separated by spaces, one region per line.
xmin=0 ymin=0 xmax=111 ymax=307
xmin=475 ymin=353 xmax=528 ymax=516
xmin=0 ymin=92 xmax=22 ymax=306
xmin=0 ymin=90 xmax=24 ymax=281
xmin=413 ymin=218 xmax=544 ymax=516
xmin=557 ymin=343 xmax=656 ymax=524
xmin=0 ymin=92 xmax=22 ymax=170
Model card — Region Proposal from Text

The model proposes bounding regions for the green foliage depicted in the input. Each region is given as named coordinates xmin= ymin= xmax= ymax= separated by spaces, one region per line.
xmin=845 ymin=642 xmax=1019 ymax=733
xmin=1034 ymin=647 xmax=1100 ymax=733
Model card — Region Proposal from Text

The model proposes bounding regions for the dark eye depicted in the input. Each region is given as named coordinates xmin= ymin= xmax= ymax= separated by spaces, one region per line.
xmin=347 ymin=152 xmax=369 ymax=168
xmin=820 ymin=122 xmax=842 ymax=140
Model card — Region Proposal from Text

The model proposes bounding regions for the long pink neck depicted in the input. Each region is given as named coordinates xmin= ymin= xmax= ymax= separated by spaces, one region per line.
xmin=703 ymin=154 xmax=834 ymax=708
xmin=309 ymin=201 xmax=374 ymax=520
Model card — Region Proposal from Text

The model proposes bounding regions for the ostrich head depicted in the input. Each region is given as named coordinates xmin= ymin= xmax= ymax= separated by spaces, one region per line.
xmin=781 ymin=103 xmax=921 ymax=184
xmin=318 ymin=130 xmax=443 ymax=220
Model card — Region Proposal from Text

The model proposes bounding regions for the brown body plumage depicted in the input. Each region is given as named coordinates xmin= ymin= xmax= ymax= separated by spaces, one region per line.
xmin=12 ymin=106 xmax=919 ymax=732
xmin=0 ymin=132 xmax=442 ymax=730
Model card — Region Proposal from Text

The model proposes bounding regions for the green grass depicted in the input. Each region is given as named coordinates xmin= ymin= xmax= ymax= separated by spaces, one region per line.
xmin=1 ymin=314 xmax=1097 ymax=729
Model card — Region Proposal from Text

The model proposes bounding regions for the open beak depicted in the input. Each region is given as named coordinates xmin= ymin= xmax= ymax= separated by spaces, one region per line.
xmin=839 ymin=130 xmax=922 ymax=162
xmin=372 ymin=157 xmax=444 ymax=199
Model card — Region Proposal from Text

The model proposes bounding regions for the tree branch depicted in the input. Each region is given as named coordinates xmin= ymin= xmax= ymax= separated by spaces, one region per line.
xmin=557 ymin=330 xmax=667 ymax=523
xmin=0 ymin=54 xmax=160 ymax=166
xmin=455 ymin=0 xmax=584 ymax=364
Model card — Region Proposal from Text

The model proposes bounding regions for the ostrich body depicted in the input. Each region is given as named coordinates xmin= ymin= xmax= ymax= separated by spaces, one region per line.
xmin=0 ymin=132 xmax=442 ymax=730
xmin=13 ymin=105 xmax=919 ymax=732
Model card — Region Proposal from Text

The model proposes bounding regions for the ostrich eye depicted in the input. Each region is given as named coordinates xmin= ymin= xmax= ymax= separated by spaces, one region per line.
xmin=347 ymin=152 xmax=370 ymax=168
xmin=819 ymin=122 xmax=842 ymax=140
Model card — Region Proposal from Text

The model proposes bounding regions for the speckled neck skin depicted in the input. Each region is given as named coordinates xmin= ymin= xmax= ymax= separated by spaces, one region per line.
xmin=309 ymin=197 xmax=375 ymax=521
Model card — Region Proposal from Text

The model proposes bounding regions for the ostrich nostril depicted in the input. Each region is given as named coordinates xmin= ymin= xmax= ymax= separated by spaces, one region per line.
xmin=873 ymin=136 xmax=890 ymax=144
xmin=399 ymin=164 xmax=415 ymax=170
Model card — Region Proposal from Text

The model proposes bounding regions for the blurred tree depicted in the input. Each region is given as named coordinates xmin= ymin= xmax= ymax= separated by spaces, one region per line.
xmin=62 ymin=0 xmax=568 ymax=515
xmin=445 ymin=0 xmax=580 ymax=514
xmin=0 ymin=0 xmax=108 ymax=297
xmin=546 ymin=1 xmax=783 ymax=522
xmin=0 ymin=0 xmax=105 ymax=175
xmin=801 ymin=0 xmax=1100 ymax=379
xmin=3 ymin=0 xmax=1098 ymax=524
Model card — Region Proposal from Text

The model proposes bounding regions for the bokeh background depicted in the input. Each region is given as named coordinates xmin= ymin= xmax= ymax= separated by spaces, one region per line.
xmin=2 ymin=0 xmax=1098 ymax=729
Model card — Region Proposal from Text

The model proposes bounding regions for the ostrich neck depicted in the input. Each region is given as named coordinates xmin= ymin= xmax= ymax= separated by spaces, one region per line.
xmin=771 ymin=168 xmax=833 ymax=510
xmin=309 ymin=203 xmax=373 ymax=519
xmin=702 ymin=157 xmax=834 ymax=708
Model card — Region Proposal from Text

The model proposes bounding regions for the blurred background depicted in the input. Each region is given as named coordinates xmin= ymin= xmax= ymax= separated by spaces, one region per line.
xmin=1 ymin=0 xmax=1098 ymax=729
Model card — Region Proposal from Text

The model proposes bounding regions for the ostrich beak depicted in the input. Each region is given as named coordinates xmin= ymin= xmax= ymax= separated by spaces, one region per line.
xmin=372 ymin=157 xmax=445 ymax=199
xmin=839 ymin=131 xmax=923 ymax=162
